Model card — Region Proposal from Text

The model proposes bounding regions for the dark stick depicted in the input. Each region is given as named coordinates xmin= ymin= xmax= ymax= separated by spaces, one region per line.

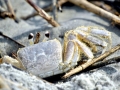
xmin=0 ymin=32 xmax=25 ymax=47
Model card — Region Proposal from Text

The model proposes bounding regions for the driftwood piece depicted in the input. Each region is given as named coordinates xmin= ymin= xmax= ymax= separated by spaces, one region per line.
xmin=63 ymin=43 xmax=120 ymax=78
xmin=26 ymin=0 xmax=60 ymax=27
xmin=68 ymin=0 xmax=120 ymax=25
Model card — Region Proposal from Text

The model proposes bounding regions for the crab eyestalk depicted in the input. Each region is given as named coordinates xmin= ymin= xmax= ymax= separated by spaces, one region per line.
xmin=34 ymin=32 xmax=40 ymax=44
xmin=28 ymin=33 xmax=34 ymax=45
xmin=43 ymin=31 xmax=49 ymax=42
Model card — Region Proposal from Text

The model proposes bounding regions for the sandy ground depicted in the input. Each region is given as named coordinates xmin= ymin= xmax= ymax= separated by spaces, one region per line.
xmin=0 ymin=0 xmax=120 ymax=90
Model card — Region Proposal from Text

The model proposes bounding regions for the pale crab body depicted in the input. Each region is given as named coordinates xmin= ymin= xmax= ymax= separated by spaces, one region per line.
xmin=2 ymin=26 xmax=111 ymax=78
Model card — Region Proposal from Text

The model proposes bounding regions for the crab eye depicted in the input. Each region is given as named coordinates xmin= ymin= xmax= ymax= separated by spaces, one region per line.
xmin=28 ymin=33 xmax=34 ymax=40
xmin=42 ymin=31 xmax=50 ymax=42
xmin=28 ymin=33 xmax=34 ymax=45
xmin=45 ymin=31 xmax=49 ymax=38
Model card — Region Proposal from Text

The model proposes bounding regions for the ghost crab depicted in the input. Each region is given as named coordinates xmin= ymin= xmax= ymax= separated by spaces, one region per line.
xmin=2 ymin=26 xmax=111 ymax=78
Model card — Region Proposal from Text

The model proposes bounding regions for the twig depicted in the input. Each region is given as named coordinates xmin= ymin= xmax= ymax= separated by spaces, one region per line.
xmin=89 ymin=56 xmax=120 ymax=69
xmin=52 ymin=0 xmax=58 ymax=21
xmin=90 ymin=1 xmax=120 ymax=16
xmin=0 ymin=32 xmax=25 ymax=47
xmin=68 ymin=0 xmax=120 ymax=25
xmin=62 ymin=43 xmax=120 ymax=78
xmin=21 ymin=8 xmax=53 ymax=20
xmin=5 ymin=0 xmax=15 ymax=19
xmin=21 ymin=0 xmax=66 ymax=20
xmin=4 ymin=0 xmax=19 ymax=23
xmin=90 ymin=1 xmax=112 ymax=11
xmin=58 ymin=0 xmax=63 ymax=12
xmin=21 ymin=12 xmax=38 ymax=20
xmin=0 ymin=11 xmax=13 ymax=18
xmin=26 ymin=0 xmax=60 ymax=27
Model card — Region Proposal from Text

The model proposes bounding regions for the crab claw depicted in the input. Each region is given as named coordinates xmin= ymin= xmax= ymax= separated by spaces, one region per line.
xmin=17 ymin=39 xmax=63 ymax=78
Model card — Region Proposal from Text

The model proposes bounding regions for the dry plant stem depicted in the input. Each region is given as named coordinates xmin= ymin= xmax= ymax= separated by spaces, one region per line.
xmin=21 ymin=12 xmax=38 ymax=20
xmin=53 ymin=0 xmax=58 ymax=21
xmin=21 ymin=7 xmax=52 ymax=20
xmin=26 ymin=0 xmax=60 ymax=27
xmin=90 ymin=1 xmax=120 ymax=16
xmin=5 ymin=0 xmax=15 ymax=19
xmin=68 ymin=0 xmax=120 ymax=25
xmin=21 ymin=0 xmax=67 ymax=20
xmin=0 ymin=11 xmax=13 ymax=18
xmin=4 ymin=0 xmax=19 ymax=23
xmin=63 ymin=44 xmax=120 ymax=78
xmin=90 ymin=1 xmax=112 ymax=11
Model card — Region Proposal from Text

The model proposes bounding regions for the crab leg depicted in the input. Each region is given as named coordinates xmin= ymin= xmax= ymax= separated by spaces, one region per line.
xmin=76 ymin=26 xmax=111 ymax=41
xmin=63 ymin=40 xmax=81 ymax=72
xmin=76 ymin=26 xmax=111 ymax=36
xmin=63 ymin=41 xmax=80 ymax=65
xmin=75 ymin=30 xmax=109 ymax=53
xmin=63 ymin=41 xmax=75 ymax=64
xmin=90 ymin=28 xmax=111 ymax=49
xmin=75 ymin=30 xmax=107 ymax=47
xmin=70 ymin=41 xmax=80 ymax=66
xmin=75 ymin=39 xmax=94 ymax=61
xmin=76 ymin=26 xmax=111 ymax=51
xmin=2 ymin=55 xmax=25 ymax=70
xmin=75 ymin=31 xmax=95 ymax=52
